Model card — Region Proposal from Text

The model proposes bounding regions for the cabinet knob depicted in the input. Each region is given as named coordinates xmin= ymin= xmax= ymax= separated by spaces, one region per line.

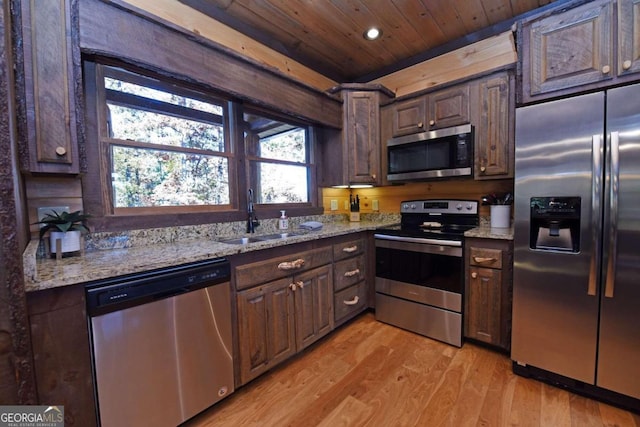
xmin=471 ymin=272 xmax=478 ymax=279
xmin=55 ymin=146 xmax=67 ymax=156
xmin=623 ymin=60 xmax=632 ymax=70
xmin=371 ymin=173 xmax=376 ymax=180
xmin=296 ymin=281 xmax=305 ymax=289
xmin=480 ymin=166 xmax=486 ymax=173
xmin=602 ymin=65 xmax=611 ymax=74
xmin=289 ymin=283 xmax=297 ymax=291
xmin=429 ymin=119 xmax=435 ymax=126
xmin=417 ymin=121 xmax=423 ymax=128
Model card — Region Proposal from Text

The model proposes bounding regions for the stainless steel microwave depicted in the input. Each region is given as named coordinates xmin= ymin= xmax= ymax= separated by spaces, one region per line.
xmin=387 ymin=124 xmax=473 ymax=181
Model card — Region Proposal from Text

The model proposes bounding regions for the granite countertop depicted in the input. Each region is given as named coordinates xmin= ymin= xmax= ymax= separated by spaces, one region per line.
xmin=464 ymin=224 xmax=514 ymax=240
xmin=23 ymin=218 xmax=397 ymax=293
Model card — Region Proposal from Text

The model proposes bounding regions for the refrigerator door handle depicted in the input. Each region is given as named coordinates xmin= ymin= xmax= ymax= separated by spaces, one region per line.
xmin=604 ymin=131 xmax=620 ymax=298
xmin=588 ymin=134 xmax=603 ymax=297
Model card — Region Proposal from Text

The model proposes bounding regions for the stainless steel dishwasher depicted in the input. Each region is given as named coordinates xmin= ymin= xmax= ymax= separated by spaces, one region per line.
xmin=86 ymin=258 xmax=233 ymax=427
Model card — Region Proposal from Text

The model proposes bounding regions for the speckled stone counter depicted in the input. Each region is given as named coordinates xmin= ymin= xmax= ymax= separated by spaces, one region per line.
xmin=24 ymin=214 xmax=399 ymax=292
xmin=464 ymin=225 xmax=514 ymax=240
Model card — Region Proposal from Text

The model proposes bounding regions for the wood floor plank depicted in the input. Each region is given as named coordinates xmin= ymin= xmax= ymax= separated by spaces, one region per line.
xmin=476 ymin=351 xmax=518 ymax=426
xmin=447 ymin=346 xmax=498 ymax=427
xmin=598 ymin=401 xmax=637 ymax=427
xmin=540 ymin=383 xmax=572 ymax=426
xmin=186 ymin=313 xmax=640 ymax=427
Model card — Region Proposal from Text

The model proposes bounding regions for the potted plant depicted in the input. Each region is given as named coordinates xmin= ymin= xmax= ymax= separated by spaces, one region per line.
xmin=35 ymin=210 xmax=90 ymax=256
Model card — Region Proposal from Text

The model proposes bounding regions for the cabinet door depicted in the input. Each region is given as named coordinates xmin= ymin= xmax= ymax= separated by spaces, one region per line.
xmin=466 ymin=267 xmax=502 ymax=346
xmin=427 ymin=84 xmax=470 ymax=129
xmin=526 ymin=0 xmax=613 ymax=97
xmin=391 ymin=96 xmax=427 ymax=136
xmin=20 ymin=0 xmax=81 ymax=173
xmin=475 ymin=72 xmax=513 ymax=179
xmin=344 ymin=91 xmax=380 ymax=185
xmin=294 ymin=264 xmax=334 ymax=351
xmin=237 ymin=277 xmax=296 ymax=385
xmin=618 ymin=0 xmax=640 ymax=76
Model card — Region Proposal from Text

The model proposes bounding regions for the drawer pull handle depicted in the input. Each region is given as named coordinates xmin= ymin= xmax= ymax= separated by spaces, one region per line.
xmin=473 ymin=256 xmax=497 ymax=264
xmin=343 ymin=295 xmax=359 ymax=306
xmin=342 ymin=245 xmax=358 ymax=253
xmin=296 ymin=281 xmax=305 ymax=289
xmin=471 ymin=272 xmax=478 ymax=279
xmin=344 ymin=268 xmax=360 ymax=278
xmin=278 ymin=259 xmax=305 ymax=270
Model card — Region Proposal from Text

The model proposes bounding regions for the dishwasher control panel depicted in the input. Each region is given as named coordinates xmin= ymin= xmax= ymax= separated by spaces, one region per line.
xmin=85 ymin=258 xmax=230 ymax=316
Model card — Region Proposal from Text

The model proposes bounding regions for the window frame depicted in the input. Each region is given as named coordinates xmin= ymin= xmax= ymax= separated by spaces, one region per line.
xmin=243 ymin=107 xmax=315 ymax=208
xmin=82 ymin=59 xmax=321 ymax=232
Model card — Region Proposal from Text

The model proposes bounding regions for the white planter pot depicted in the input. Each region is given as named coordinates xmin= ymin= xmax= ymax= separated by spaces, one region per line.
xmin=49 ymin=230 xmax=82 ymax=254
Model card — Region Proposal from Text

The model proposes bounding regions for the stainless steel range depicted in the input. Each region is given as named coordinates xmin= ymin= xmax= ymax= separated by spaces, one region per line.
xmin=374 ymin=199 xmax=479 ymax=347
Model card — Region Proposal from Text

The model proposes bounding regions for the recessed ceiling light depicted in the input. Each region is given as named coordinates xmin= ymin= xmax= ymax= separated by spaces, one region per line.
xmin=364 ymin=27 xmax=382 ymax=41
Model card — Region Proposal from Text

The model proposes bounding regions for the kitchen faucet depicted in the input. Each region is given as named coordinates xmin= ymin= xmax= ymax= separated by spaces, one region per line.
xmin=247 ymin=189 xmax=260 ymax=233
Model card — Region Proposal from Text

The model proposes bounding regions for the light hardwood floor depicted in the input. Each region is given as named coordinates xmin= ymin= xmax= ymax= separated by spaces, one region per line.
xmin=187 ymin=312 xmax=640 ymax=427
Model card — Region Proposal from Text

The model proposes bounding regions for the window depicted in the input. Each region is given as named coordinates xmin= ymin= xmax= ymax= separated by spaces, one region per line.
xmin=244 ymin=111 xmax=312 ymax=205
xmin=99 ymin=65 xmax=231 ymax=213
xmin=84 ymin=60 xmax=321 ymax=230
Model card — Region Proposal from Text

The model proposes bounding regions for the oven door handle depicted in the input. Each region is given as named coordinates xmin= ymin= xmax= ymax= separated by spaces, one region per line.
xmin=374 ymin=233 xmax=462 ymax=247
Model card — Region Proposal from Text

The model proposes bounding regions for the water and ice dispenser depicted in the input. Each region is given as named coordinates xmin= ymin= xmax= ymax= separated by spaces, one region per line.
xmin=529 ymin=197 xmax=581 ymax=252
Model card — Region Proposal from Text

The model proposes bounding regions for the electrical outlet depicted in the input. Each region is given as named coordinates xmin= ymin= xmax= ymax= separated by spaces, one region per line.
xmin=372 ymin=200 xmax=379 ymax=211
xmin=330 ymin=200 xmax=338 ymax=211
xmin=37 ymin=206 xmax=69 ymax=227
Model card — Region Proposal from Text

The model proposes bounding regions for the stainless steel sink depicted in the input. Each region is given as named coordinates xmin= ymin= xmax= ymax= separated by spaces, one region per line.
xmin=255 ymin=232 xmax=305 ymax=240
xmin=217 ymin=231 xmax=306 ymax=245
xmin=217 ymin=236 xmax=264 ymax=245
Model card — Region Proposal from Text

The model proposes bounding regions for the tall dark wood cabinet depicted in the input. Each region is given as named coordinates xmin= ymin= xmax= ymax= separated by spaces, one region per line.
xmin=474 ymin=71 xmax=514 ymax=179
xmin=16 ymin=0 xmax=83 ymax=174
xmin=320 ymin=84 xmax=393 ymax=187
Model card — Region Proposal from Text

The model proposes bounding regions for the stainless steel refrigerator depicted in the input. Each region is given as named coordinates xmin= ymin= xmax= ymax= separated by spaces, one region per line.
xmin=512 ymin=82 xmax=640 ymax=406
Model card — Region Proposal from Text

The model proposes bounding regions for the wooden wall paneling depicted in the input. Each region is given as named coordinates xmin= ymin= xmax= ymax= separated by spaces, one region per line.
xmin=119 ymin=0 xmax=337 ymax=91
xmin=372 ymin=31 xmax=517 ymax=97
xmin=24 ymin=176 xmax=84 ymax=235
xmin=80 ymin=0 xmax=342 ymax=129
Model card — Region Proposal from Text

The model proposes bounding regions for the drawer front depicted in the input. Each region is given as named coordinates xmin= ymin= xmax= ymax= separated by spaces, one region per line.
xmin=333 ymin=238 xmax=364 ymax=261
xmin=334 ymin=283 xmax=366 ymax=322
xmin=236 ymin=247 xmax=333 ymax=290
xmin=469 ymin=246 xmax=503 ymax=269
xmin=334 ymin=255 xmax=365 ymax=292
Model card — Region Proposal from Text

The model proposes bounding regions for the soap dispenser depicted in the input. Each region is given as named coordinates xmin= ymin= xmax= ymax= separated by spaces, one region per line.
xmin=278 ymin=210 xmax=289 ymax=230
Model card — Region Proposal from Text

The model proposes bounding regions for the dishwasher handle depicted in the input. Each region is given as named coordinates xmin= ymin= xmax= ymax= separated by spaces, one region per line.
xmin=86 ymin=258 xmax=230 ymax=316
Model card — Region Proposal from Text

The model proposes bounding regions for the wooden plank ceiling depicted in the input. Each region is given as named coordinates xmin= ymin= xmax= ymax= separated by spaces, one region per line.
xmin=179 ymin=0 xmax=562 ymax=82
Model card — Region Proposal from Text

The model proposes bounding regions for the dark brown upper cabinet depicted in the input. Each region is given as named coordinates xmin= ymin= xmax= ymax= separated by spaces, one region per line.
xmin=520 ymin=0 xmax=640 ymax=104
xmin=18 ymin=0 xmax=83 ymax=174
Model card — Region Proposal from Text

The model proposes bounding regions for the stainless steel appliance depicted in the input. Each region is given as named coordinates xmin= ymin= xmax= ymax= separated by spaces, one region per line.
xmin=375 ymin=199 xmax=479 ymax=347
xmin=86 ymin=258 xmax=234 ymax=427
xmin=513 ymin=83 xmax=640 ymax=410
xmin=387 ymin=124 xmax=474 ymax=181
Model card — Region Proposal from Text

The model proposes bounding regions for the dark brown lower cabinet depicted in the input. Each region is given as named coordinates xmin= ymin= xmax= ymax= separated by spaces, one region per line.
xmin=236 ymin=251 xmax=334 ymax=386
xmin=464 ymin=237 xmax=513 ymax=352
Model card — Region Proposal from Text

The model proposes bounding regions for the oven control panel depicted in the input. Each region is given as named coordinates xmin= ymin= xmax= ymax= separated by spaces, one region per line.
xmin=401 ymin=199 xmax=478 ymax=214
